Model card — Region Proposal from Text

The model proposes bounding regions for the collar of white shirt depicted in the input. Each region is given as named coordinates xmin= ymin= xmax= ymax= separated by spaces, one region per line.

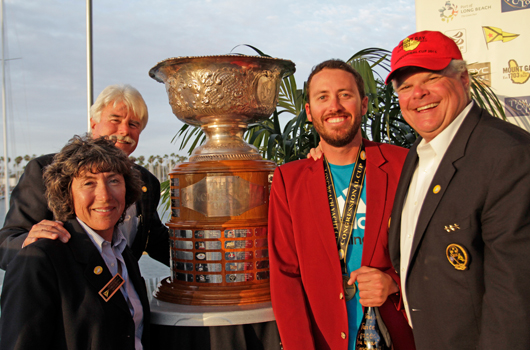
xmin=77 ymin=217 xmax=128 ymax=255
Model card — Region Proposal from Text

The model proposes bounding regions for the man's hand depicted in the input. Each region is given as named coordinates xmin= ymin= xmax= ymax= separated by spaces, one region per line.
xmin=23 ymin=220 xmax=71 ymax=248
xmin=306 ymin=142 xmax=323 ymax=161
xmin=348 ymin=266 xmax=399 ymax=307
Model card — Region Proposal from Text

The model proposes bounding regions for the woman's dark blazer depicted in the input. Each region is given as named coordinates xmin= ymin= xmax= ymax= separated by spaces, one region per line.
xmin=0 ymin=219 xmax=150 ymax=350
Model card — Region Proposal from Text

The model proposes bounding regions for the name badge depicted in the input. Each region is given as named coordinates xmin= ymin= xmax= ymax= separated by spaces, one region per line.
xmin=99 ymin=273 xmax=124 ymax=302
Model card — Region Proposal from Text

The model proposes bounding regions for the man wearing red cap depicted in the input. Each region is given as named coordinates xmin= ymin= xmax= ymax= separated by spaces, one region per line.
xmin=386 ymin=30 xmax=530 ymax=349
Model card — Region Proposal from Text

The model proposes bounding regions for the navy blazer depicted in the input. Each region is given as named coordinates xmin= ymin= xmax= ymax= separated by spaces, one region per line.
xmin=389 ymin=104 xmax=530 ymax=350
xmin=0 ymin=219 xmax=151 ymax=350
xmin=0 ymin=153 xmax=169 ymax=270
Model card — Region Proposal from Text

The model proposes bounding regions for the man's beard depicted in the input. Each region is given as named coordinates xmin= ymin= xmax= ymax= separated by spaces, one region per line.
xmin=312 ymin=112 xmax=361 ymax=148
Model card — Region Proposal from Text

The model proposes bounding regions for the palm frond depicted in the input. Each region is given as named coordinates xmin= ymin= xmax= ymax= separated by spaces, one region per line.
xmin=470 ymin=75 xmax=506 ymax=120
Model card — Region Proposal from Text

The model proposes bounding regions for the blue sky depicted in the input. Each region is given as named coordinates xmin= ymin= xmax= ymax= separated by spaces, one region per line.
xmin=2 ymin=0 xmax=416 ymax=160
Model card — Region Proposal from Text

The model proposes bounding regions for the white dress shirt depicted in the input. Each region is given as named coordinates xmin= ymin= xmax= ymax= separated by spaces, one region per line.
xmin=400 ymin=102 xmax=473 ymax=326
xmin=78 ymin=218 xmax=144 ymax=350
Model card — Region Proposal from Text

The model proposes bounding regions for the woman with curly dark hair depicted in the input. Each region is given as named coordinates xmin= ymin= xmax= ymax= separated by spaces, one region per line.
xmin=0 ymin=135 xmax=150 ymax=350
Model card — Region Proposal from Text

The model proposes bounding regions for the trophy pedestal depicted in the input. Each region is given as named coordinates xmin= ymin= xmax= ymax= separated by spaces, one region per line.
xmin=155 ymin=160 xmax=276 ymax=305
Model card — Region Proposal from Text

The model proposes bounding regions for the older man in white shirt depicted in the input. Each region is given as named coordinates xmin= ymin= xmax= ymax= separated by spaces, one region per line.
xmin=387 ymin=30 xmax=530 ymax=350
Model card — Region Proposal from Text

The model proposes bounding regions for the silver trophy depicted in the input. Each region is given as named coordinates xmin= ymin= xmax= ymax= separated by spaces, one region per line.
xmin=148 ymin=54 xmax=295 ymax=305
xmin=149 ymin=55 xmax=296 ymax=161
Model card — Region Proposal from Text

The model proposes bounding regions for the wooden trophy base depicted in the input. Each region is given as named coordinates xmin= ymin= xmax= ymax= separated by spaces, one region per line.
xmin=156 ymin=159 xmax=276 ymax=306
xmin=155 ymin=278 xmax=272 ymax=306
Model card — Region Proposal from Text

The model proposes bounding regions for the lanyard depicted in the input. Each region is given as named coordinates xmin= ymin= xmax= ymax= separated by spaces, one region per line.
xmin=323 ymin=143 xmax=367 ymax=275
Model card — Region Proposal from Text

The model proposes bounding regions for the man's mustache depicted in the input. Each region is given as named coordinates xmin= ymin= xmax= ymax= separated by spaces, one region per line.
xmin=108 ymin=135 xmax=136 ymax=146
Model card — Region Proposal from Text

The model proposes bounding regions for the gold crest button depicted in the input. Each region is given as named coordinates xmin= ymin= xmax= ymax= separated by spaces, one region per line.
xmin=94 ymin=266 xmax=103 ymax=275
xmin=446 ymin=244 xmax=469 ymax=270
xmin=433 ymin=185 xmax=441 ymax=194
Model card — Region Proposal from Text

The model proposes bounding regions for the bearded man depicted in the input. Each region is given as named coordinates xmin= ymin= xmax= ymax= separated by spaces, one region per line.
xmin=268 ymin=59 xmax=414 ymax=350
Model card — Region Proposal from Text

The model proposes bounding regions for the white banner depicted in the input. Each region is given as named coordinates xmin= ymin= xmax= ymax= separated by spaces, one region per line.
xmin=415 ymin=0 xmax=530 ymax=130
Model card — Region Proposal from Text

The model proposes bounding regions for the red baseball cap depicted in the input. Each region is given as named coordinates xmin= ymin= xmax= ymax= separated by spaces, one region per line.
xmin=385 ymin=30 xmax=463 ymax=85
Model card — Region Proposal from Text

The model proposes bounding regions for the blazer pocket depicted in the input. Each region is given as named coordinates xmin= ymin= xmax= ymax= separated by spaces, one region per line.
xmin=431 ymin=211 xmax=479 ymax=237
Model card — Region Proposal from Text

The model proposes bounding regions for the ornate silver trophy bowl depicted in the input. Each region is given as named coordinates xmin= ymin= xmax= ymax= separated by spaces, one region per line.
xmin=149 ymin=55 xmax=296 ymax=162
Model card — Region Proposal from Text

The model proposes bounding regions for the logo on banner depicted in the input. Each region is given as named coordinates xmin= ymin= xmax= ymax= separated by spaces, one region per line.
xmin=468 ymin=63 xmax=492 ymax=87
xmin=458 ymin=3 xmax=493 ymax=17
xmin=445 ymin=29 xmax=466 ymax=53
xmin=505 ymin=96 xmax=530 ymax=117
xmin=483 ymin=26 xmax=520 ymax=48
xmin=501 ymin=0 xmax=530 ymax=13
xmin=439 ymin=1 xmax=459 ymax=22
xmin=503 ymin=60 xmax=530 ymax=84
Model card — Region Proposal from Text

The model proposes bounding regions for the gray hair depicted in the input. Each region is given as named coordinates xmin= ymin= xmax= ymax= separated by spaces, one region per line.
xmin=90 ymin=84 xmax=148 ymax=131
xmin=441 ymin=59 xmax=468 ymax=76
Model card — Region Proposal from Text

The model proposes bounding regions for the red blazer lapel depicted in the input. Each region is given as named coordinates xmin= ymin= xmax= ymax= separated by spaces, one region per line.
xmin=305 ymin=159 xmax=343 ymax=271
xmin=362 ymin=140 xmax=387 ymax=266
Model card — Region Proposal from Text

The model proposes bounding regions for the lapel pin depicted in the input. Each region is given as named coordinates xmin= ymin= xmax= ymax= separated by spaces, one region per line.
xmin=94 ymin=266 xmax=103 ymax=275
xmin=446 ymin=243 xmax=469 ymax=270
xmin=444 ymin=223 xmax=461 ymax=232
xmin=142 ymin=186 xmax=147 ymax=192
xmin=388 ymin=217 xmax=391 ymax=229
xmin=433 ymin=185 xmax=441 ymax=194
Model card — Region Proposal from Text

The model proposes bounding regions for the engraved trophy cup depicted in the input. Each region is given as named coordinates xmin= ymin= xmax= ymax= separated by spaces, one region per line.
xmin=149 ymin=55 xmax=295 ymax=305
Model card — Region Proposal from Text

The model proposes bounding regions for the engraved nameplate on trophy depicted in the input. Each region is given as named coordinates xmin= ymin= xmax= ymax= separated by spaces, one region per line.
xmin=195 ymin=241 xmax=222 ymax=250
xmin=181 ymin=176 xmax=266 ymax=217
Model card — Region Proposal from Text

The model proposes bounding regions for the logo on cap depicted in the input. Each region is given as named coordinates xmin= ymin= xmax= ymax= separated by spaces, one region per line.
xmin=403 ymin=38 xmax=421 ymax=52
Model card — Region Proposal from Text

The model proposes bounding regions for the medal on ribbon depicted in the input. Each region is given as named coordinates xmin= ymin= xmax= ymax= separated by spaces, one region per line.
xmin=324 ymin=143 xmax=366 ymax=301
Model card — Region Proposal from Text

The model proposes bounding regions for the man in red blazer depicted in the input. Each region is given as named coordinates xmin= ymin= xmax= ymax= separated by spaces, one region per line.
xmin=268 ymin=59 xmax=414 ymax=350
